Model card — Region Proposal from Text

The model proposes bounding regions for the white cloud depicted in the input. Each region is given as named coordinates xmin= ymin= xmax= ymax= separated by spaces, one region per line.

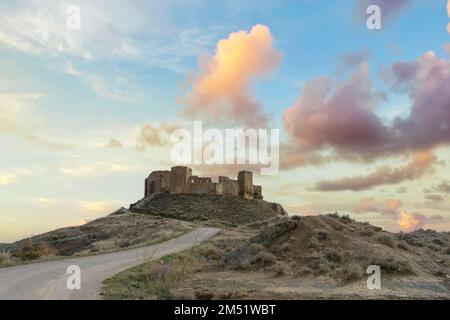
xmin=58 ymin=161 xmax=127 ymax=177
xmin=0 ymin=0 xmax=222 ymax=73
xmin=0 ymin=174 xmax=16 ymax=186
xmin=64 ymin=63 xmax=143 ymax=102
xmin=79 ymin=201 xmax=115 ymax=213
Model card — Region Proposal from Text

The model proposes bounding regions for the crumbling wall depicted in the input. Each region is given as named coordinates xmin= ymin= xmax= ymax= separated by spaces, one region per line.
xmin=254 ymin=185 xmax=263 ymax=200
xmin=146 ymin=171 xmax=171 ymax=196
xmin=219 ymin=176 xmax=239 ymax=196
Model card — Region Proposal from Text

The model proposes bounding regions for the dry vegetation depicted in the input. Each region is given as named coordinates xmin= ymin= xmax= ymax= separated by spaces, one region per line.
xmin=102 ymin=213 xmax=450 ymax=300
xmin=1 ymin=211 xmax=194 ymax=265
xmin=129 ymin=193 xmax=285 ymax=227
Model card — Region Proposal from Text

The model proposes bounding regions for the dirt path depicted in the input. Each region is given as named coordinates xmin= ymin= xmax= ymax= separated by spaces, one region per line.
xmin=0 ymin=227 xmax=219 ymax=300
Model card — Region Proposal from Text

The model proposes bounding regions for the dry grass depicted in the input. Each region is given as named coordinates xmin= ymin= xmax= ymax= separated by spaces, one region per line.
xmin=17 ymin=239 xmax=55 ymax=261
xmin=375 ymin=233 xmax=396 ymax=248
xmin=102 ymin=247 xmax=208 ymax=300
xmin=0 ymin=251 xmax=12 ymax=266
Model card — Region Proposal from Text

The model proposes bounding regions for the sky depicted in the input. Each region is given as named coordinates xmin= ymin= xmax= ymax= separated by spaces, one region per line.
xmin=1 ymin=0 xmax=450 ymax=242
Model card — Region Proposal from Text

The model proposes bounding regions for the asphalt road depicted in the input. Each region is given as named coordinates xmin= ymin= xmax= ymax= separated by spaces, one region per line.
xmin=0 ymin=227 xmax=219 ymax=300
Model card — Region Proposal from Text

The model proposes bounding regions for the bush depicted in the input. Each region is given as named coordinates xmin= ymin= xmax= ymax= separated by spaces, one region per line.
xmin=198 ymin=244 xmax=222 ymax=261
xmin=340 ymin=263 xmax=363 ymax=282
xmin=324 ymin=247 xmax=343 ymax=263
xmin=375 ymin=234 xmax=396 ymax=248
xmin=272 ymin=261 xmax=289 ymax=276
xmin=315 ymin=230 xmax=328 ymax=241
xmin=397 ymin=241 xmax=410 ymax=251
xmin=0 ymin=251 xmax=11 ymax=266
xmin=369 ymin=254 xmax=414 ymax=274
xmin=248 ymin=250 xmax=277 ymax=266
xmin=18 ymin=239 xmax=56 ymax=261
xmin=308 ymin=258 xmax=330 ymax=275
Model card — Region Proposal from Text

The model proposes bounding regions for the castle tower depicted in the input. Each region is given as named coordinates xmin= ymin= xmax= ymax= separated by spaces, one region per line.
xmin=169 ymin=166 xmax=192 ymax=194
xmin=238 ymin=170 xmax=254 ymax=199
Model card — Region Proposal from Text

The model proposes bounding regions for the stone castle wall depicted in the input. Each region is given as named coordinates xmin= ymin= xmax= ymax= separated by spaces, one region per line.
xmin=144 ymin=166 xmax=262 ymax=200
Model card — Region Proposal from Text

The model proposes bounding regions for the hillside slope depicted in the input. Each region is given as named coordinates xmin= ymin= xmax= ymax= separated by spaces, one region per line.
xmin=127 ymin=193 xmax=287 ymax=227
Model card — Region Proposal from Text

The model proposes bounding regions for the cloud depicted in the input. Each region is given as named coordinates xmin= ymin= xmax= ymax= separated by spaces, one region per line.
xmin=0 ymin=93 xmax=44 ymax=133
xmin=354 ymin=197 xmax=402 ymax=215
xmin=65 ymin=63 xmax=143 ymax=102
xmin=397 ymin=211 xmax=425 ymax=231
xmin=433 ymin=180 xmax=450 ymax=193
xmin=108 ymin=139 xmax=122 ymax=148
xmin=353 ymin=0 xmax=412 ymax=25
xmin=79 ymin=201 xmax=114 ymax=213
xmin=338 ymin=49 xmax=370 ymax=71
xmin=136 ymin=123 xmax=179 ymax=150
xmin=58 ymin=161 xmax=126 ymax=177
xmin=386 ymin=51 xmax=450 ymax=151
xmin=37 ymin=197 xmax=58 ymax=205
xmin=0 ymin=1 xmax=224 ymax=73
xmin=424 ymin=194 xmax=444 ymax=202
xmin=184 ymin=24 xmax=281 ymax=126
xmin=0 ymin=92 xmax=72 ymax=150
xmin=448 ymin=1 xmax=450 ymax=34
xmin=314 ymin=150 xmax=437 ymax=191
xmin=283 ymin=50 xmax=450 ymax=169
xmin=0 ymin=174 xmax=16 ymax=186
xmin=284 ymin=63 xmax=389 ymax=160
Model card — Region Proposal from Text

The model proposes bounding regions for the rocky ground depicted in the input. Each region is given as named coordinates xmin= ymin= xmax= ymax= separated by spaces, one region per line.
xmin=102 ymin=213 xmax=450 ymax=300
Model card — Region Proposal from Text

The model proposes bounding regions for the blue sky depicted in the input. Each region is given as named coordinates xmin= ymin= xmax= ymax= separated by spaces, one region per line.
xmin=1 ymin=0 xmax=450 ymax=242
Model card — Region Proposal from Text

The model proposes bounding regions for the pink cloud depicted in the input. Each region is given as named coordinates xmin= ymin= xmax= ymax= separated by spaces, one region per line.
xmin=283 ymin=50 xmax=450 ymax=169
xmin=184 ymin=24 xmax=281 ymax=126
xmin=314 ymin=151 xmax=437 ymax=191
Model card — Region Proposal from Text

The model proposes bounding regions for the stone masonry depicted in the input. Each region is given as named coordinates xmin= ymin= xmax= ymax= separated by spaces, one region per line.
xmin=144 ymin=166 xmax=263 ymax=200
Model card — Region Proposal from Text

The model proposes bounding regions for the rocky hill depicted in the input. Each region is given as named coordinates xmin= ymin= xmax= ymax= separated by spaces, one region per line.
xmin=127 ymin=193 xmax=287 ymax=227
xmin=111 ymin=213 xmax=449 ymax=300
xmin=0 ymin=212 xmax=193 ymax=263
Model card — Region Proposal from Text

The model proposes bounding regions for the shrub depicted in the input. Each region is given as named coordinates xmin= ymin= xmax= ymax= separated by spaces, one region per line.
xmin=198 ymin=244 xmax=222 ymax=261
xmin=248 ymin=250 xmax=277 ymax=266
xmin=397 ymin=241 xmax=410 ymax=251
xmin=18 ymin=240 xmax=56 ymax=261
xmin=369 ymin=254 xmax=414 ymax=274
xmin=308 ymin=258 xmax=330 ymax=275
xmin=340 ymin=263 xmax=363 ymax=282
xmin=0 ymin=251 xmax=11 ymax=266
xmin=375 ymin=234 xmax=396 ymax=248
xmin=272 ymin=261 xmax=289 ymax=276
xmin=315 ymin=230 xmax=328 ymax=241
xmin=296 ymin=267 xmax=313 ymax=277
xmin=324 ymin=247 xmax=343 ymax=263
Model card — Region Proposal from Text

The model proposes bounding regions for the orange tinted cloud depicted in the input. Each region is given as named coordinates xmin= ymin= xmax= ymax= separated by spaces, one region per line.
xmin=397 ymin=211 xmax=424 ymax=231
xmin=386 ymin=198 xmax=402 ymax=211
xmin=185 ymin=24 xmax=281 ymax=126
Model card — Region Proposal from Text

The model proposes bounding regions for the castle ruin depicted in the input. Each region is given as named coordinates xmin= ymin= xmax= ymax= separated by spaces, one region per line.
xmin=144 ymin=166 xmax=263 ymax=200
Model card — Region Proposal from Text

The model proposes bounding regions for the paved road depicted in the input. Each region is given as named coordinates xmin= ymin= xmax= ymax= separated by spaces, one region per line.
xmin=0 ymin=227 xmax=219 ymax=300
